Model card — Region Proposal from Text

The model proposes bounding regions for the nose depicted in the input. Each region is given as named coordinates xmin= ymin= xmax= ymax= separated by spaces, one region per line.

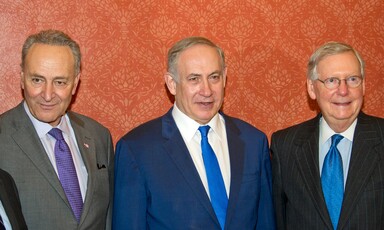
xmin=42 ymin=82 xmax=54 ymax=101
xmin=200 ymin=78 xmax=212 ymax=97
xmin=337 ymin=79 xmax=348 ymax=96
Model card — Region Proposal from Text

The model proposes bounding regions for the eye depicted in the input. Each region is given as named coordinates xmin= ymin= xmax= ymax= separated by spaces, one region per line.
xmin=54 ymin=79 xmax=68 ymax=87
xmin=347 ymin=76 xmax=358 ymax=82
xmin=325 ymin=78 xmax=338 ymax=84
xmin=31 ymin=77 xmax=44 ymax=84
xmin=187 ymin=76 xmax=199 ymax=82
xmin=209 ymin=74 xmax=220 ymax=80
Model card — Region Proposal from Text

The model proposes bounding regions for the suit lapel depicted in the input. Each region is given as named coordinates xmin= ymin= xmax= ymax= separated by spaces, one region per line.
xmin=10 ymin=103 xmax=66 ymax=201
xmin=338 ymin=113 xmax=382 ymax=229
xmin=222 ymin=116 xmax=244 ymax=225
xmin=293 ymin=116 xmax=333 ymax=229
xmin=161 ymin=110 xmax=219 ymax=226
xmin=68 ymin=112 xmax=96 ymax=224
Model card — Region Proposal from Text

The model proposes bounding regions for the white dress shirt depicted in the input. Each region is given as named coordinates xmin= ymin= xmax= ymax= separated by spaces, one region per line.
xmin=23 ymin=102 xmax=88 ymax=200
xmin=0 ymin=200 xmax=11 ymax=230
xmin=319 ymin=117 xmax=356 ymax=187
xmin=172 ymin=104 xmax=231 ymax=197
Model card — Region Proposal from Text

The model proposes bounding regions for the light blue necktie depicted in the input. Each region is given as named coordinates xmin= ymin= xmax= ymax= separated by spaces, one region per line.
xmin=198 ymin=126 xmax=228 ymax=230
xmin=49 ymin=128 xmax=83 ymax=222
xmin=321 ymin=134 xmax=344 ymax=230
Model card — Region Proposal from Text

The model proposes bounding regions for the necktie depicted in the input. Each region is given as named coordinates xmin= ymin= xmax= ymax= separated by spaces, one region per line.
xmin=321 ymin=134 xmax=344 ymax=230
xmin=49 ymin=128 xmax=83 ymax=222
xmin=198 ymin=126 xmax=228 ymax=230
xmin=0 ymin=214 xmax=5 ymax=230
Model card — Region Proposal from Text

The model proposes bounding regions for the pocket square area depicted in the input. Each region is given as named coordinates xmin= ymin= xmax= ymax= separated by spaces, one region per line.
xmin=97 ymin=163 xmax=106 ymax=169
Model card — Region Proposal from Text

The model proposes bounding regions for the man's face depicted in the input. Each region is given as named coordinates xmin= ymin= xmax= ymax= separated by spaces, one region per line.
xmin=307 ymin=51 xmax=365 ymax=132
xmin=165 ymin=44 xmax=226 ymax=124
xmin=21 ymin=43 xmax=80 ymax=126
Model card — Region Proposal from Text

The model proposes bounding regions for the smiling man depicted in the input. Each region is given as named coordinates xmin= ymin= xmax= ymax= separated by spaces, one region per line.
xmin=113 ymin=37 xmax=276 ymax=230
xmin=271 ymin=42 xmax=384 ymax=230
xmin=0 ymin=30 xmax=114 ymax=230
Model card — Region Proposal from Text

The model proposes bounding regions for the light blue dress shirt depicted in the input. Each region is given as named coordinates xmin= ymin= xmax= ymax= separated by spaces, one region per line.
xmin=319 ymin=117 xmax=357 ymax=187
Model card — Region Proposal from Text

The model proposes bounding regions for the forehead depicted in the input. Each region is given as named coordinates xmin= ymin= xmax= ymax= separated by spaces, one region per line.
xmin=177 ymin=44 xmax=222 ymax=72
xmin=317 ymin=51 xmax=360 ymax=75
xmin=25 ymin=43 xmax=75 ymax=70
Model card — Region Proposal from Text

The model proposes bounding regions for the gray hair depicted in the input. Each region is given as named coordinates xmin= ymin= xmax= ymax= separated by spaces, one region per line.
xmin=167 ymin=36 xmax=225 ymax=82
xmin=21 ymin=29 xmax=81 ymax=75
xmin=307 ymin=41 xmax=365 ymax=80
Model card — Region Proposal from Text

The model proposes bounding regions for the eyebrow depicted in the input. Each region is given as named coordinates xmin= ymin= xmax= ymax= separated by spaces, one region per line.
xmin=187 ymin=70 xmax=222 ymax=78
xmin=28 ymin=73 xmax=68 ymax=80
xmin=209 ymin=71 xmax=222 ymax=76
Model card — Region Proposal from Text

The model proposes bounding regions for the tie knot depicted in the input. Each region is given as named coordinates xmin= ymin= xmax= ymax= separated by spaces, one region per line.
xmin=198 ymin=125 xmax=211 ymax=138
xmin=331 ymin=134 xmax=344 ymax=147
xmin=49 ymin=128 xmax=64 ymax=141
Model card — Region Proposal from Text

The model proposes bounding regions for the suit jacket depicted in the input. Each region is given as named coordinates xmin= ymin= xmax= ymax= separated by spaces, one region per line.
xmin=0 ymin=169 xmax=27 ymax=230
xmin=0 ymin=102 xmax=114 ymax=230
xmin=113 ymin=108 xmax=276 ymax=230
xmin=271 ymin=112 xmax=384 ymax=230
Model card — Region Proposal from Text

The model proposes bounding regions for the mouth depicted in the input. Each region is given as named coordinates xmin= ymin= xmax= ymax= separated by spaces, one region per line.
xmin=333 ymin=101 xmax=351 ymax=106
xmin=39 ymin=103 xmax=57 ymax=110
xmin=198 ymin=101 xmax=213 ymax=105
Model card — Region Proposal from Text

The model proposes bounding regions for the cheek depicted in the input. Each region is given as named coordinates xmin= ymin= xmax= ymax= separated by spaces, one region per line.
xmin=23 ymin=86 xmax=39 ymax=98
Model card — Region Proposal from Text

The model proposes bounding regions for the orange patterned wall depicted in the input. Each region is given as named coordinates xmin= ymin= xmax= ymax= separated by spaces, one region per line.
xmin=1 ymin=0 xmax=383 ymax=144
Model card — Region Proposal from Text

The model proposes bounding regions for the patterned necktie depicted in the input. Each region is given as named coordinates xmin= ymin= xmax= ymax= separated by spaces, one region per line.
xmin=49 ymin=128 xmax=83 ymax=222
xmin=0 ymin=214 xmax=5 ymax=230
xmin=321 ymin=134 xmax=344 ymax=230
xmin=198 ymin=126 xmax=228 ymax=230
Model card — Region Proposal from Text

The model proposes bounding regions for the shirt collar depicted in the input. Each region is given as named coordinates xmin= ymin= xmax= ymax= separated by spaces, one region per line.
xmin=171 ymin=103 xmax=224 ymax=142
xmin=319 ymin=116 xmax=357 ymax=144
xmin=23 ymin=101 xmax=71 ymax=138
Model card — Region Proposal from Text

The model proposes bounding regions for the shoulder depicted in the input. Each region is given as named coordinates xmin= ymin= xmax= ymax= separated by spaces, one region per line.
xmin=68 ymin=111 xmax=111 ymax=134
xmin=223 ymin=114 xmax=267 ymax=140
xmin=272 ymin=116 xmax=318 ymax=140
xmin=359 ymin=112 xmax=384 ymax=124
xmin=0 ymin=103 xmax=25 ymax=123
xmin=118 ymin=116 xmax=163 ymax=143
xmin=358 ymin=112 xmax=384 ymax=136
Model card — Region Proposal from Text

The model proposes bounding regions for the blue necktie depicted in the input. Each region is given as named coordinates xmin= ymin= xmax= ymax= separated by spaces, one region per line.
xmin=49 ymin=128 xmax=83 ymax=222
xmin=0 ymin=214 xmax=5 ymax=230
xmin=321 ymin=134 xmax=344 ymax=230
xmin=198 ymin=126 xmax=228 ymax=230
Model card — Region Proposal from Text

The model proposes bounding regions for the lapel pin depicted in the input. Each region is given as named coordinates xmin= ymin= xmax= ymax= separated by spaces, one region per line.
xmin=84 ymin=143 xmax=89 ymax=148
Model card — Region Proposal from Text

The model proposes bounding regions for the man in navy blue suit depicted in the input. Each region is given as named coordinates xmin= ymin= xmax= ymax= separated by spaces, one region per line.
xmin=113 ymin=36 xmax=276 ymax=230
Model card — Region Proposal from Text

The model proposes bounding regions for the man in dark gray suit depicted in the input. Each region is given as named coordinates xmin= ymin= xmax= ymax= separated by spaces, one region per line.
xmin=271 ymin=41 xmax=384 ymax=230
xmin=0 ymin=169 xmax=27 ymax=230
xmin=0 ymin=30 xmax=114 ymax=230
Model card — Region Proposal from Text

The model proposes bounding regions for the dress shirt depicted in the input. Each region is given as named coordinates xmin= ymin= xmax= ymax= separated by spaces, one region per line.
xmin=172 ymin=104 xmax=231 ymax=197
xmin=23 ymin=102 xmax=88 ymax=200
xmin=319 ymin=117 xmax=356 ymax=187
xmin=0 ymin=200 xmax=11 ymax=230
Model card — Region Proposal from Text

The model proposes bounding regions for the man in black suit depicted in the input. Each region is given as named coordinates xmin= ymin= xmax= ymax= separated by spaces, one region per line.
xmin=271 ymin=41 xmax=384 ymax=229
xmin=0 ymin=169 xmax=27 ymax=229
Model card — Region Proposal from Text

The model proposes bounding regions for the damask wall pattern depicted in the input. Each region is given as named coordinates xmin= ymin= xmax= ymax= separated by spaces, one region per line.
xmin=0 ymin=0 xmax=383 ymax=143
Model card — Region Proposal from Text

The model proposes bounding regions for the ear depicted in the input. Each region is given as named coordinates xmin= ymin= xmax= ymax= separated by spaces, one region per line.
xmin=307 ymin=79 xmax=317 ymax=100
xmin=21 ymin=72 xmax=25 ymax=89
xmin=362 ymin=78 xmax=366 ymax=96
xmin=72 ymin=73 xmax=81 ymax=95
xmin=164 ymin=72 xmax=177 ymax=96
xmin=223 ymin=67 xmax=227 ymax=87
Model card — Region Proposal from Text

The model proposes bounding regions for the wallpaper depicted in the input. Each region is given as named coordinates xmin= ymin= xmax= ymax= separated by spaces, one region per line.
xmin=0 ymin=0 xmax=383 ymax=143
